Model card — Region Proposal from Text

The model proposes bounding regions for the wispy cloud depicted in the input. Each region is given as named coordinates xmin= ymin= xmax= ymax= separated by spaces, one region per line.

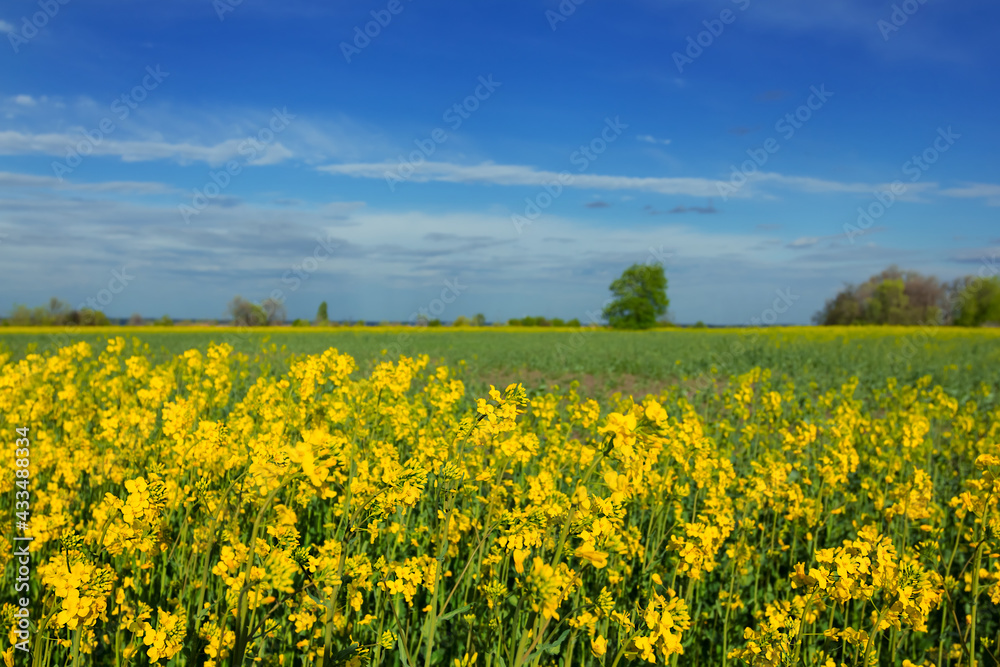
xmin=788 ymin=236 xmax=821 ymax=248
xmin=637 ymin=134 xmax=671 ymax=146
xmin=319 ymin=160 xmax=941 ymax=200
xmin=755 ymin=90 xmax=788 ymax=102
xmin=0 ymin=20 xmax=14 ymax=33
xmin=0 ymin=171 xmax=176 ymax=195
xmin=939 ymin=183 xmax=1000 ymax=206
xmin=585 ymin=201 xmax=610 ymax=208
xmin=319 ymin=160 xmax=734 ymax=197
xmin=0 ymin=130 xmax=294 ymax=166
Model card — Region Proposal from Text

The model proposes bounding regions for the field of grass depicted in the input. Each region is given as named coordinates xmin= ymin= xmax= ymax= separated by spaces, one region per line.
xmin=1 ymin=326 xmax=998 ymax=400
xmin=1 ymin=328 xmax=999 ymax=666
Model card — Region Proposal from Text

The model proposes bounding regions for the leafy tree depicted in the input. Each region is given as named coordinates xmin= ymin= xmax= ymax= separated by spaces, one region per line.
xmin=228 ymin=296 xmax=268 ymax=326
xmin=9 ymin=305 xmax=32 ymax=326
xmin=128 ymin=313 xmax=144 ymax=326
xmin=316 ymin=301 xmax=329 ymax=323
xmin=814 ymin=266 xmax=947 ymax=325
xmin=8 ymin=300 xmax=109 ymax=326
xmin=602 ymin=262 xmax=669 ymax=330
xmin=953 ymin=276 xmax=1000 ymax=326
xmin=472 ymin=313 xmax=486 ymax=326
xmin=864 ymin=279 xmax=909 ymax=325
xmin=77 ymin=309 xmax=110 ymax=326
xmin=156 ymin=315 xmax=173 ymax=326
xmin=291 ymin=318 xmax=310 ymax=327
xmin=566 ymin=318 xmax=581 ymax=327
xmin=428 ymin=319 xmax=442 ymax=327
xmin=452 ymin=316 xmax=470 ymax=327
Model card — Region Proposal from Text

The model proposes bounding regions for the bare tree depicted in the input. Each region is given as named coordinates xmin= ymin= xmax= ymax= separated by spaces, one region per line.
xmin=262 ymin=297 xmax=287 ymax=325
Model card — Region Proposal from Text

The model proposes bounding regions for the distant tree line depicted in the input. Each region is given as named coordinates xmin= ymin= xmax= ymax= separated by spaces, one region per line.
xmin=507 ymin=316 xmax=582 ymax=327
xmin=3 ymin=298 xmax=111 ymax=326
xmin=814 ymin=265 xmax=1000 ymax=326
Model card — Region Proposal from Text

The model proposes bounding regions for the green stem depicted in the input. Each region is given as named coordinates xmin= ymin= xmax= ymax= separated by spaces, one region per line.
xmin=970 ymin=539 xmax=985 ymax=667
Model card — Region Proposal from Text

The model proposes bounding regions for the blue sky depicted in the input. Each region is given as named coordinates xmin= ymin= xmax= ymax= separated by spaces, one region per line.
xmin=1 ymin=0 xmax=998 ymax=324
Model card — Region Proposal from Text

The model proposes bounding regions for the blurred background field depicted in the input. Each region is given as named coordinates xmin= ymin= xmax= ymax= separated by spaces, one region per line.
xmin=2 ymin=326 xmax=997 ymax=402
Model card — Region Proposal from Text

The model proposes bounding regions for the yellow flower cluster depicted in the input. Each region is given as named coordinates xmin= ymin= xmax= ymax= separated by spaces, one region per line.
xmin=1 ymin=337 xmax=999 ymax=665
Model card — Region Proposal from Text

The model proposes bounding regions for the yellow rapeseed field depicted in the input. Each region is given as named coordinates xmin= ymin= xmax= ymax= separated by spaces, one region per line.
xmin=1 ymin=336 xmax=999 ymax=666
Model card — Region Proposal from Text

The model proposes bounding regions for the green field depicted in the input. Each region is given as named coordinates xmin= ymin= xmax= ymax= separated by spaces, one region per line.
xmin=2 ymin=326 xmax=998 ymax=401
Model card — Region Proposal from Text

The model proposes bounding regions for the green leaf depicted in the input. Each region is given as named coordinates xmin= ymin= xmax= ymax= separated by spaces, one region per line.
xmin=523 ymin=628 xmax=571 ymax=663
xmin=437 ymin=603 xmax=472 ymax=624
xmin=398 ymin=635 xmax=414 ymax=667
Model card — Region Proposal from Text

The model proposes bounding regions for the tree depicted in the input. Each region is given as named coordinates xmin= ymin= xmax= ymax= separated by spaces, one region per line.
xmin=228 ymin=296 xmax=268 ymax=326
xmin=48 ymin=297 xmax=71 ymax=324
xmin=156 ymin=315 xmax=173 ymax=326
xmin=317 ymin=301 xmax=329 ymax=324
xmin=953 ymin=276 xmax=1000 ymax=326
xmin=77 ymin=308 xmax=110 ymax=326
xmin=262 ymin=297 xmax=286 ymax=325
xmin=814 ymin=266 xmax=947 ymax=325
xmin=864 ymin=279 xmax=908 ymax=325
xmin=452 ymin=315 xmax=470 ymax=327
xmin=9 ymin=305 xmax=32 ymax=326
xmin=128 ymin=313 xmax=144 ymax=326
xmin=603 ymin=262 xmax=669 ymax=330
xmin=472 ymin=313 xmax=486 ymax=327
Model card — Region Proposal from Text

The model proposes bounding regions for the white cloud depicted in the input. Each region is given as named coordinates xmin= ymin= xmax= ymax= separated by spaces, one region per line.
xmin=0 ymin=171 xmax=177 ymax=195
xmin=939 ymin=183 xmax=1000 ymax=206
xmin=13 ymin=95 xmax=36 ymax=107
xmin=0 ymin=20 xmax=14 ymax=33
xmin=320 ymin=160 xmax=741 ymax=197
xmin=788 ymin=236 xmax=820 ymax=248
xmin=0 ymin=130 xmax=294 ymax=166
xmin=0 ymin=171 xmax=971 ymax=324
xmin=318 ymin=159 xmax=950 ymax=201
xmin=637 ymin=134 xmax=671 ymax=146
